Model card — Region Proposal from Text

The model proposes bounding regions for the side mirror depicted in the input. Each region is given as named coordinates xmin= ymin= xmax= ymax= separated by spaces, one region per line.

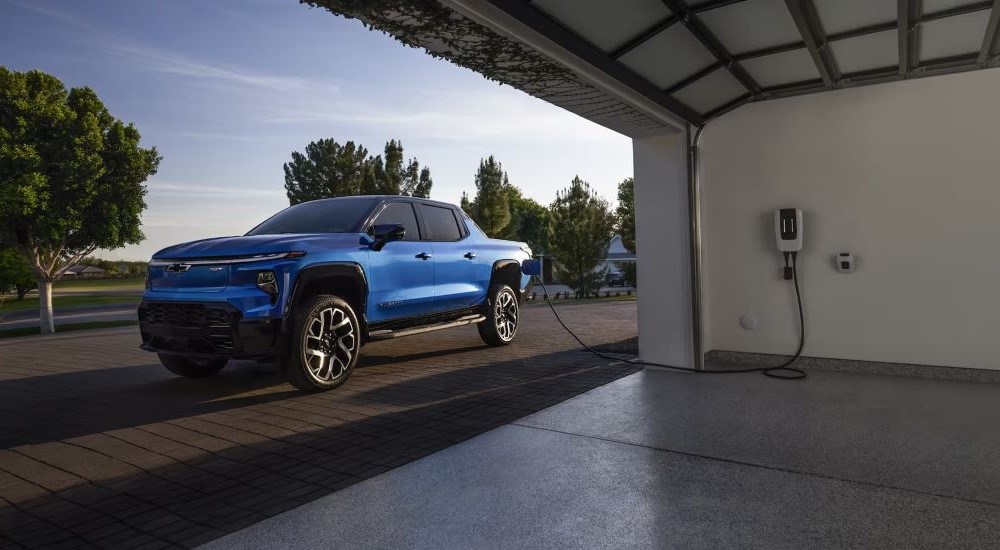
xmin=371 ymin=224 xmax=405 ymax=251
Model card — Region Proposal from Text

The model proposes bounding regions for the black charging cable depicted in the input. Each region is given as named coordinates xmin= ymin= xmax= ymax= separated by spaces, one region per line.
xmin=532 ymin=253 xmax=806 ymax=380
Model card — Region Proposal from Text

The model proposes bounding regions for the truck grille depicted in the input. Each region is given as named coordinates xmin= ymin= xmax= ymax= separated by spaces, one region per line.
xmin=139 ymin=302 xmax=233 ymax=328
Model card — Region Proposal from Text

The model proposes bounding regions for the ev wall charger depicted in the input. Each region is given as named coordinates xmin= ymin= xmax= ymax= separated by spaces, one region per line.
xmin=774 ymin=208 xmax=803 ymax=252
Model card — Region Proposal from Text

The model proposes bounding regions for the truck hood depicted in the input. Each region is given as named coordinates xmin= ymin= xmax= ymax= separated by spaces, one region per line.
xmin=152 ymin=233 xmax=365 ymax=260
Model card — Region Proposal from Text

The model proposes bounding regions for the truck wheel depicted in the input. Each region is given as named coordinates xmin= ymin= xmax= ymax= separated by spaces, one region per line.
xmin=478 ymin=284 xmax=519 ymax=346
xmin=285 ymin=295 xmax=360 ymax=391
xmin=158 ymin=354 xmax=227 ymax=378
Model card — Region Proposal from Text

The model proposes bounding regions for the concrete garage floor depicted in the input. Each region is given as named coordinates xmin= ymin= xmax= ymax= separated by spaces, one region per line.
xmin=207 ymin=368 xmax=1000 ymax=549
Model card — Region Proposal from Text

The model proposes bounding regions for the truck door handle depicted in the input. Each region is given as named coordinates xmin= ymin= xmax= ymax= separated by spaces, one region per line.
xmin=464 ymin=252 xmax=476 ymax=259
xmin=416 ymin=252 xmax=432 ymax=260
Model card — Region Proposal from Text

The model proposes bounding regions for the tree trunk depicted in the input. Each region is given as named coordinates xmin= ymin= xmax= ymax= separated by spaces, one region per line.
xmin=38 ymin=278 xmax=55 ymax=334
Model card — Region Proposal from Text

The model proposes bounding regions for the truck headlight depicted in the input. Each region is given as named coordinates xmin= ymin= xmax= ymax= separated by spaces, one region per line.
xmin=257 ymin=271 xmax=278 ymax=300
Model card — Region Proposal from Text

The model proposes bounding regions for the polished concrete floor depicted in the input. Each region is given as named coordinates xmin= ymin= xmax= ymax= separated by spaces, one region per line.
xmin=206 ymin=368 xmax=1000 ymax=549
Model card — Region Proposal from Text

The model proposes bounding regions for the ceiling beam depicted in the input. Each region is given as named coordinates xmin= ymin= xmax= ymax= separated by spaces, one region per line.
xmin=666 ymin=62 xmax=722 ymax=94
xmin=923 ymin=1 xmax=993 ymax=22
xmin=659 ymin=0 xmax=762 ymax=95
xmin=690 ymin=0 xmax=751 ymax=14
xmin=898 ymin=0 xmax=919 ymax=77
xmin=784 ymin=0 xmax=840 ymax=87
xmin=978 ymin=0 xmax=1000 ymax=65
xmin=484 ymin=0 xmax=704 ymax=124
xmin=736 ymin=40 xmax=806 ymax=61
xmin=610 ymin=15 xmax=677 ymax=59
xmin=703 ymin=93 xmax=752 ymax=120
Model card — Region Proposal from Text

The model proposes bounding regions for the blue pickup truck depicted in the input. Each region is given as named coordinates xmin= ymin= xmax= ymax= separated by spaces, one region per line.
xmin=138 ymin=196 xmax=533 ymax=391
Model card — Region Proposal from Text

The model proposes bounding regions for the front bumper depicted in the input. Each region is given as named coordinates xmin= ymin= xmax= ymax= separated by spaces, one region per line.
xmin=138 ymin=301 xmax=281 ymax=358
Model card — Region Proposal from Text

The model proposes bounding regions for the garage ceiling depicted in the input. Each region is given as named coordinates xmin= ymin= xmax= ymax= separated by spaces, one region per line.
xmin=307 ymin=0 xmax=1000 ymax=129
xmin=506 ymin=0 xmax=1000 ymax=122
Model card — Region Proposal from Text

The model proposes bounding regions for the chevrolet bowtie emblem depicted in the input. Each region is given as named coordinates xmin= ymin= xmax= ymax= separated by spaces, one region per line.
xmin=165 ymin=263 xmax=192 ymax=273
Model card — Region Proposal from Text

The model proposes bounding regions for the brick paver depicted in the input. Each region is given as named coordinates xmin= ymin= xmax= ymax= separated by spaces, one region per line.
xmin=0 ymin=301 xmax=638 ymax=548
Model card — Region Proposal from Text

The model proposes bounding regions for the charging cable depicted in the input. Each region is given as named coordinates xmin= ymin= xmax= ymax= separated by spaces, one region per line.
xmin=532 ymin=256 xmax=806 ymax=380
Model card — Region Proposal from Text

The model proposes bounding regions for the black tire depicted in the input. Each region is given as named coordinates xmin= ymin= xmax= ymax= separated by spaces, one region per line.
xmin=284 ymin=294 xmax=360 ymax=392
xmin=158 ymin=354 xmax=227 ymax=378
xmin=478 ymin=284 xmax=520 ymax=346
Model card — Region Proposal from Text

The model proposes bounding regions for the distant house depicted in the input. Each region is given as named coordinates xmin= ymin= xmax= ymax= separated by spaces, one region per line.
xmin=63 ymin=265 xmax=106 ymax=279
xmin=535 ymin=235 xmax=636 ymax=284
xmin=599 ymin=235 xmax=636 ymax=276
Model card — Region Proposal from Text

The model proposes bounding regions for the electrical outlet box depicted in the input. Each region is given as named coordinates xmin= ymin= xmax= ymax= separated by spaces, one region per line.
xmin=775 ymin=208 xmax=803 ymax=252
xmin=835 ymin=252 xmax=854 ymax=273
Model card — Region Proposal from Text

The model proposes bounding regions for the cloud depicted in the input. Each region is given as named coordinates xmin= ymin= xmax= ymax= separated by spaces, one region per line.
xmin=147 ymin=180 xmax=284 ymax=199
xmin=102 ymin=42 xmax=339 ymax=93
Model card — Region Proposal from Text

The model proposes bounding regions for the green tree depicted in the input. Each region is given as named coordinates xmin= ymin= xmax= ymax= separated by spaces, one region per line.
xmin=500 ymin=187 xmax=549 ymax=253
xmin=284 ymin=139 xmax=371 ymax=204
xmin=466 ymin=156 xmax=511 ymax=236
xmin=283 ymin=138 xmax=432 ymax=204
xmin=548 ymin=176 xmax=615 ymax=297
xmin=378 ymin=140 xmax=432 ymax=198
xmin=615 ymin=177 xmax=635 ymax=253
xmin=0 ymin=67 xmax=160 ymax=333
xmin=0 ymin=248 xmax=36 ymax=300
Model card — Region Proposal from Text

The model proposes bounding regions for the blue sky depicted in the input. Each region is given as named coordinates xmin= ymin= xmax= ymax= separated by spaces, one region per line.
xmin=0 ymin=0 xmax=632 ymax=260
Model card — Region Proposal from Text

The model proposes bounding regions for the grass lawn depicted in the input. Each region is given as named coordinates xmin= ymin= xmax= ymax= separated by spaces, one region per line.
xmin=0 ymin=294 xmax=140 ymax=314
xmin=54 ymin=278 xmax=145 ymax=290
xmin=0 ymin=320 xmax=137 ymax=339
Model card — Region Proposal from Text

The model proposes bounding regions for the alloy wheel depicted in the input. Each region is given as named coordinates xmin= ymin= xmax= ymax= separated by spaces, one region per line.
xmin=494 ymin=288 xmax=518 ymax=342
xmin=302 ymin=307 xmax=356 ymax=382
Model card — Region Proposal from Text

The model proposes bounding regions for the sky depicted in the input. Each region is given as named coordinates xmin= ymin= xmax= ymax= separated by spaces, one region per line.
xmin=0 ymin=0 xmax=633 ymax=261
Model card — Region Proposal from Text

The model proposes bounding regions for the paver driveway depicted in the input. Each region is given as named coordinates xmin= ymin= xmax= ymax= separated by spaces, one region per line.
xmin=0 ymin=301 xmax=637 ymax=549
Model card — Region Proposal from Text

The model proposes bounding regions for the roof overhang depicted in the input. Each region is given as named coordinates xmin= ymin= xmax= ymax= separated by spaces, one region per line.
xmin=305 ymin=0 xmax=1000 ymax=135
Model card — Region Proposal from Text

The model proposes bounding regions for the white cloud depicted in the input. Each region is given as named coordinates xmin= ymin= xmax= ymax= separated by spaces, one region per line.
xmin=103 ymin=42 xmax=339 ymax=93
xmin=147 ymin=180 xmax=285 ymax=199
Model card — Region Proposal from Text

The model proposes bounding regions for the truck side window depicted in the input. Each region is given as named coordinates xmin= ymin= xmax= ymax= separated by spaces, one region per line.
xmin=374 ymin=202 xmax=420 ymax=241
xmin=420 ymin=205 xmax=462 ymax=241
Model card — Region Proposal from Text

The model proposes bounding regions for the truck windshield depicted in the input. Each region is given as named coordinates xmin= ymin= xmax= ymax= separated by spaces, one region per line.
xmin=246 ymin=197 xmax=379 ymax=235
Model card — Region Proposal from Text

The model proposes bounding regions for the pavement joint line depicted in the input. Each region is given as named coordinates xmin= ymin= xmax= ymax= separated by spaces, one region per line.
xmin=122 ymin=427 xmax=320 ymax=502
xmin=0 ymin=467 xmax=115 ymax=548
xmin=161 ymin=419 xmax=360 ymax=481
xmin=510 ymin=422 xmax=1000 ymax=509
xmin=6 ymin=451 xmax=221 ymax=539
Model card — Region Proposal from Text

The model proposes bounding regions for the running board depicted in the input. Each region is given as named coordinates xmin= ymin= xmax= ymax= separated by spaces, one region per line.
xmin=367 ymin=314 xmax=486 ymax=341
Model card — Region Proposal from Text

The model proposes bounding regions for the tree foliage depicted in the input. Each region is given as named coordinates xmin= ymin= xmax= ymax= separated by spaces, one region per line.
xmin=547 ymin=176 xmax=615 ymax=297
xmin=499 ymin=187 xmax=549 ymax=253
xmin=615 ymin=177 xmax=635 ymax=253
xmin=464 ymin=156 xmax=511 ymax=236
xmin=0 ymin=248 xmax=36 ymax=300
xmin=283 ymin=138 xmax=431 ymax=205
xmin=0 ymin=67 xmax=160 ymax=332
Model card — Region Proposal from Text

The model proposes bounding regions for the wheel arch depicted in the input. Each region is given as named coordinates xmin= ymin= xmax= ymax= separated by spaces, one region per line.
xmin=489 ymin=259 xmax=523 ymax=301
xmin=285 ymin=262 xmax=369 ymax=335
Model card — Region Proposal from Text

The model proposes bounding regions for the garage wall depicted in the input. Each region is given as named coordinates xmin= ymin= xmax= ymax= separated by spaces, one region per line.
xmin=701 ymin=68 xmax=1000 ymax=370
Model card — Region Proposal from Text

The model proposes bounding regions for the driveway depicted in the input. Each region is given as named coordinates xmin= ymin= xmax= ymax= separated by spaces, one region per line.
xmin=0 ymin=301 xmax=637 ymax=548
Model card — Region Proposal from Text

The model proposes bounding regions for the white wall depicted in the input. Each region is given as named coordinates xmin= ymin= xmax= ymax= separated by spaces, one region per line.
xmin=634 ymin=132 xmax=694 ymax=368
xmin=702 ymin=68 xmax=1000 ymax=370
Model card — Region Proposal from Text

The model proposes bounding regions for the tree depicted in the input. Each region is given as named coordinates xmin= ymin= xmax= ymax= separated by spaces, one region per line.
xmin=283 ymin=138 xmax=432 ymax=204
xmin=466 ymin=156 xmax=511 ymax=236
xmin=615 ymin=177 xmax=635 ymax=253
xmin=0 ymin=67 xmax=160 ymax=333
xmin=0 ymin=248 xmax=36 ymax=300
xmin=284 ymin=139 xmax=371 ymax=204
xmin=378 ymin=140 xmax=432 ymax=198
xmin=500 ymin=187 xmax=549 ymax=253
xmin=547 ymin=176 xmax=615 ymax=297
